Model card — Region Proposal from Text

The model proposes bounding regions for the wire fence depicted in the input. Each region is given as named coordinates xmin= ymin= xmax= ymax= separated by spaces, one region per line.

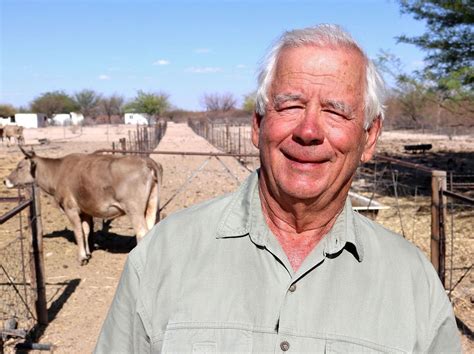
xmin=1 ymin=185 xmax=47 ymax=351
xmin=188 ymin=120 xmax=259 ymax=169
xmin=111 ymin=121 xmax=167 ymax=154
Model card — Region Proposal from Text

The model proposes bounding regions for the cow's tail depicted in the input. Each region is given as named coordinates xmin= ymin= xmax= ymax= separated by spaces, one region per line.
xmin=145 ymin=159 xmax=163 ymax=230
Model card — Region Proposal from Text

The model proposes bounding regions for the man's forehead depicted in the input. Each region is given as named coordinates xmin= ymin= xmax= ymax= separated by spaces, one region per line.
xmin=273 ymin=45 xmax=366 ymax=83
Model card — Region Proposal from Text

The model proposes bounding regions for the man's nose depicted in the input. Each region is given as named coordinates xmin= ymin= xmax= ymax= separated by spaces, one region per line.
xmin=292 ymin=109 xmax=324 ymax=146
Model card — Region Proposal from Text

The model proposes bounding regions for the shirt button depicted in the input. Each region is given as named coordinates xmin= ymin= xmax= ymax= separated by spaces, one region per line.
xmin=289 ymin=284 xmax=296 ymax=292
xmin=280 ymin=341 xmax=290 ymax=351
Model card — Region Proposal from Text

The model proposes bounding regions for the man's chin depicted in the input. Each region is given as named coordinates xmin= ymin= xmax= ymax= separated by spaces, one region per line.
xmin=278 ymin=181 xmax=328 ymax=202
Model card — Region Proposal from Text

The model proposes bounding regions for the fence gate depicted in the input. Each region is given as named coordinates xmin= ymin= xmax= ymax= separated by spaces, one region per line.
xmin=1 ymin=185 xmax=47 ymax=352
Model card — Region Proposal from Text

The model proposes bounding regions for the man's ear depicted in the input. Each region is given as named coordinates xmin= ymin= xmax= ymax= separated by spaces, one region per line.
xmin=251 ymin=111 xmax=263 ymax=149
xmin=361 ymin=116 xmax=382 ymax=163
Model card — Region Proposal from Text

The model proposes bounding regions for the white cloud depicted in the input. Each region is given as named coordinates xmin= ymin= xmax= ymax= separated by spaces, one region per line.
xmin=236 ymin=64 xmax=247 ymax=69
xmin=98 ymin=74 xmax=111 ymax=80
xmin=194 ymin=48 xmax=211 ymax=54
xmin=186 ymin=66 xmax=223 ymax=74
xmin=153 ymin=59 xmax=170 ymax=66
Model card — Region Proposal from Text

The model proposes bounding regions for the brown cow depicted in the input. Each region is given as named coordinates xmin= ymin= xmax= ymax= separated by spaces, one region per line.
xmin=4 ymin=125 xmax=24 ymax=146
xmin=4 ymin=146 xmax=163 ymax=264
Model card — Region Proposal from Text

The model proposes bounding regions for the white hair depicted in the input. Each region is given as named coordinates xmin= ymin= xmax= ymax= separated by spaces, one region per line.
xmin=255 ymin=24 xmax=386 ymax=129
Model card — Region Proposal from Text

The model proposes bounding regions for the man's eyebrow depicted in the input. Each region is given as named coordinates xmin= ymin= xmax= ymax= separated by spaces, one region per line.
xmin=273 ymin=93 xmax=303 ymax=106
xmin=322 ymin=99 xmax=355 ymax=118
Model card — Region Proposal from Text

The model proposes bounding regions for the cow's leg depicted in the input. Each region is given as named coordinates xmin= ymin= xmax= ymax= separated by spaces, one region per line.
xmin=126 ymin=211 xmax=149 ymax=242
xmin=64 ymin=209 xmax=88 ymax=265
xmin=145 ymin=181 xmax=160 ymax=230
xmin=81 ymin=214 xmax=93 ymax=259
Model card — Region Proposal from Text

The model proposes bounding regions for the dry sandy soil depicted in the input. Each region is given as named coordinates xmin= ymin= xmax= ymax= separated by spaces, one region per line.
xmin=0 ymin=123 xmax=472 ymax=352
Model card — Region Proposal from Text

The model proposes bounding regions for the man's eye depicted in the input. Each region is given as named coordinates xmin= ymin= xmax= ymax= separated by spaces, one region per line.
xmin=279 ymin=105 xmax=303 ymax=112
xmin=323 ymin=110 xmax=346 ymax=119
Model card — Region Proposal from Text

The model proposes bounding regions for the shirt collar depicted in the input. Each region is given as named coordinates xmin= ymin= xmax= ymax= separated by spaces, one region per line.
xmin=322 ymin=197 xmax=364 ymax=262
xmin=215 ymin=170 xmax=364 ymax=262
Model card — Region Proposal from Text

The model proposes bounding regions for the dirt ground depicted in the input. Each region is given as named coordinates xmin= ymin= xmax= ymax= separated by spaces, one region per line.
xmin=0 ymin=123 xmax=472 ymax=352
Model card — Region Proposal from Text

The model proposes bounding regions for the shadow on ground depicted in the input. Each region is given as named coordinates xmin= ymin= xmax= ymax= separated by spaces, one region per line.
xmin=43 ymin=227 xmax=136 ymax=255
xmin=16 ymin=278 xmax=81 ymax=352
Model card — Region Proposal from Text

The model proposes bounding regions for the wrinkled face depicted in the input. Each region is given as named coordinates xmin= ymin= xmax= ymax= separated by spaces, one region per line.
xmin=252 ymin=45 xmax=380 ymax=204
xmin=4 ymin=158 xmax=35 ymax=188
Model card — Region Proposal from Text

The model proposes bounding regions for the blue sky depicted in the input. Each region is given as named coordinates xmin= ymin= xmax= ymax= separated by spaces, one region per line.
xmin=0 ymin=0 xmax=427 ymax=111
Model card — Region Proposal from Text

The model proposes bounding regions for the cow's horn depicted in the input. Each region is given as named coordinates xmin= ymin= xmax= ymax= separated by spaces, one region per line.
xmin=19 ymin=145 xmax=35 ymax=158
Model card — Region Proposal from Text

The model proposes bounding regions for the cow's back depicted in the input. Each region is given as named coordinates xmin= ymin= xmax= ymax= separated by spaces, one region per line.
xmin=55 ymin=154 xmax=155 ymax=218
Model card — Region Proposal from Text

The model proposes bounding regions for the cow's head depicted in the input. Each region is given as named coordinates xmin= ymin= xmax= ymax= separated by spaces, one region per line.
xmin=4 ymin=146 xmax=37 ymax=188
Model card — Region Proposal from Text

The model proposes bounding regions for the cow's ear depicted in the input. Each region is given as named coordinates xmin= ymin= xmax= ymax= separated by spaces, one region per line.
xmin=19 ymin=145 xmax=35 ymax=159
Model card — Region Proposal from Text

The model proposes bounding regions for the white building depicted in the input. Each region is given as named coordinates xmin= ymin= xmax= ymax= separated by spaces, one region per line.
xmin=51 ymin=112 xmax=84 ymax=126
xmin=0 ymin=117 xmax=13 ymax=126
xmin=12 ymin=113 xmax=48 ymax=128
xmin=124 ymin=113 xmax=148 ymax=125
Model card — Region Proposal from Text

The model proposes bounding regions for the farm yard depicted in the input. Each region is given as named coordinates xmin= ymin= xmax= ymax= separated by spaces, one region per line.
xmin=1 ymin=122 xmax=473 ymax=352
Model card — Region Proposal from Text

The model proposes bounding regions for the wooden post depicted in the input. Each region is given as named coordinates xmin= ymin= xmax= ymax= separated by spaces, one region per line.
xmin=226 ymin=124 xmax=230 ymax=152
xmin=27 ymin=184 xmax=48 ymax=325
xmin=431 ymin=170 xmax=447 ymax=286
xmin=120 ymin=138 xmax=126 ymax=154
xmin=238 ymin=126 xmax=242 ymax=156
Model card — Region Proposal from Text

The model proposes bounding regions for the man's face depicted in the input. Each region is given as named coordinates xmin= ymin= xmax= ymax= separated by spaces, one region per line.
xmin=252 ymin=45 xmax=381 ymax=204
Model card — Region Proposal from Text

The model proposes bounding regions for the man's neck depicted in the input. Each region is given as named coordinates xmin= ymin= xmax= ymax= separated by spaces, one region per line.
xmin=258 ymin=182 xmax=346 ymax=272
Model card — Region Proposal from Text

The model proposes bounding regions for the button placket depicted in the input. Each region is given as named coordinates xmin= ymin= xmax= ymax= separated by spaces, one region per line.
xmin=288 ymin=283 xmax=296 ymax=292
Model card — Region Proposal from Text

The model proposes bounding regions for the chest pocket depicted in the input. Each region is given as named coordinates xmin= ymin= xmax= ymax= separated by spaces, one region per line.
xmin=161 ymin=324 xmax=253 ymax=353
xmin=326 ymin=340 xmax=400 ymax=353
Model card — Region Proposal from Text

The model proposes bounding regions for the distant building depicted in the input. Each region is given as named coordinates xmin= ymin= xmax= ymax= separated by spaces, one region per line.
xmin=51 ymin=112 xmax=84 ymax=126
xmin=0 ymin=117 xmax=12 ymax=126
xmin=124 ymin=113 xmax=149 ymax=125
xmin=10 ymin=113 xmax=48 ymax=128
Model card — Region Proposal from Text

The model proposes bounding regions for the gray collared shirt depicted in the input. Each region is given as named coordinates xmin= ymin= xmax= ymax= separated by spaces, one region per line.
xmin=95 ymin=171 xmax=461 ymax=353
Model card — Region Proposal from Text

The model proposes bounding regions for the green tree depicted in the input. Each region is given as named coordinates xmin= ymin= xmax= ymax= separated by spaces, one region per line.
xmin=242 ymin=92 xmax=256 ymax=114
xmin=74 ymin=89 xmax=102 ymax=121
xmin=100 ymin=94 xmax=124 ymax=123
xmin=0 ymin=104 xmax=16 ymax=118
xmin=30 ymin=91 xmax=78 ymax=117
xmin=125 ymin=90 xmax=171 ymax=125
xmin=397 ymin=0 xmax=473 ymax=87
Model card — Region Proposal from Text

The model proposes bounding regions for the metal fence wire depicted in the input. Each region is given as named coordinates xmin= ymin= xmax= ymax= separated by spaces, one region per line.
xmin=1 ymin=194 xmax=35 ymax=348
xmin=112 ymin=121 xmax=168 ymax=154
xmin=1 ymin=185 xmax=47 ymax=351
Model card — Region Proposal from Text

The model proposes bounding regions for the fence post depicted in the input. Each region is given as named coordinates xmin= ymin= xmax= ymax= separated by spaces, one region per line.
xmin=120 ymin=138 xmax=126 ymax=154
xmin=28 ymin=184 xmax=48 ymax=325
xmin=431 ymin=170 xmax=447 ymax=286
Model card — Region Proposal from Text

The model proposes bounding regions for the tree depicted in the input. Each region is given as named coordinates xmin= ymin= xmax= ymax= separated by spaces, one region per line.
xmin=0 ymin=104 xmax=16 ymax=118
xmin=125 ymin=90 xmax=171 ymax=125
xmin=242 ymin=92 xmax=256 ymax=114
xmin=376 ymin=49 xmax=473 ymax=130
xmin=397 ymin=0 xmax=473 ymax=87
xmin=200 ymin=92 xmax=237 ymax=112
xmin=74 ymin=89 xmax=102 ymax=121
xmin=220 ymin=93 xmax=237 ymax=112
xmin=100 ymin=94 xmax=124 ymax=123
xmin=30 ymin=91 xmax=78 ymax=117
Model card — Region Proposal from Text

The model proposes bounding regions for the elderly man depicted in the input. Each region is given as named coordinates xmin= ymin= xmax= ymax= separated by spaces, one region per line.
xmin=95 ymin=24 xmax=461 ymax=353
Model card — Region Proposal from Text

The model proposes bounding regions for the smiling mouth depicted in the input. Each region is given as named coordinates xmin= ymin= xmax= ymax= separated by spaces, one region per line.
xmin=282 ymin=151 xmax=326 ymax=164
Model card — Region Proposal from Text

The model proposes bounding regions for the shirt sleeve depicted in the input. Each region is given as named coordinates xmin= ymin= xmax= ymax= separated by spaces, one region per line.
xmin=426 ymin=299 xmax=462 ymax=354
xmin=94 ymin=256 xmax=150 ymax=354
